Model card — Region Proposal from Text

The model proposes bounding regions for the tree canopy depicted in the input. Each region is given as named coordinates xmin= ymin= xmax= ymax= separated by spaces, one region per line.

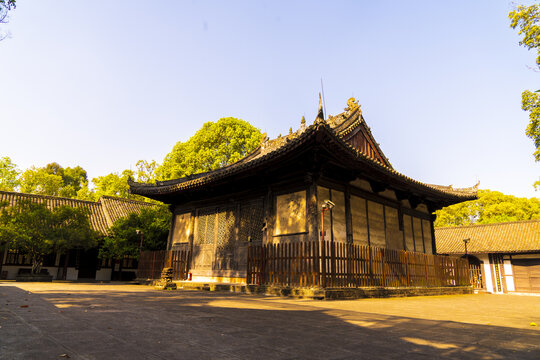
xmin=509 ymin=4 xmax=540 ymax=162
xmin=0 ymin=116 xmax=261 ymax=200
xmin=0 ymin=199 xmax=97 ymax=274
xmin=434 ymin=189 xmax=540 ymax=227
xmin=19 ymin=163 xmax=89 ymax=198
xmin=99 ymin=205 xmax=170 ymax=261
xmin=156 ymin=117 xmax=261 ymax=180
xmin=91 ymin=169 xmax=134 ymax=200
xmin=0 ymin=156 xmax=20 ymax=191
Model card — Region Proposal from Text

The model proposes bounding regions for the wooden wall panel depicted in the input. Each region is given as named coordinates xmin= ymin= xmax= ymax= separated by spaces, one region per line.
xmin=385 ymin=206 xmax=403 ymax=250
xmin=422 ymin=219 xmax=433 ymax=254
xmin=367 ymin=201 xmax=385 ymax=248
xmin=413 ymin=217 xmax=424 ymax=253
xmin=172 ymin=212 xmax=191 ymax=245
xmin=403 ymin=214 xmax=415 ymax=252
xmin=274 ymin=190 xmax=307 ymax=235
xmin=331 ymin=190 xmax=347 ymax=243
xmin=350 ymin=195 xmax=369 ymax=246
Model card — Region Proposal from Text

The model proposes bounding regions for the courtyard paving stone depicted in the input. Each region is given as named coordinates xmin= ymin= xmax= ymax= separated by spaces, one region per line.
xmin=0 ymin=282 xmax=539 ymax=359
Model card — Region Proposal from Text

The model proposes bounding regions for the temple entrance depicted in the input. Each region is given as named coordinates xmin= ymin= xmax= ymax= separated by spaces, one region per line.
xmin=191 ymin=208 xmax=218 ymax=271
xmin=463 ymin=255 xmax=483 ymax=289
xmin=77 ymin=248 xmax=98 ymax=279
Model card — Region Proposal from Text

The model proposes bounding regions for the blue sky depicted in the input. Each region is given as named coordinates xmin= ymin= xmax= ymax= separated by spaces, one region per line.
xmin=1 ymin=1 xmax=539 ymax=198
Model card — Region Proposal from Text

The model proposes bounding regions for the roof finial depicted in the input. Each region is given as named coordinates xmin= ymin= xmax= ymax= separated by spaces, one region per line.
xmin=345 ymin=97 xmax=360 ymax=114
xmin=315 ymin=92 xmax=324 ymax=122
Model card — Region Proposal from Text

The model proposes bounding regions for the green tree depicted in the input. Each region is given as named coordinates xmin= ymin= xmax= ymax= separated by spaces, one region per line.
xmin=0 ymin=200 xmax=54 ymax=274
xmin=92 ymin=169 xmax=139 ymax=200
xmin=435 ymin=189 xmax=540 ymax=227
xmin=0 ymin=199 xmax=96 ymax=274
xmin=53 ymin=206 xmax=98 ymax=280
xmin=156 ymin=117 xmax=261 ymax=180
xmin=135 ymin=160 xmax=158 ymax=184
xmin=509 ymin=4 xmax=540 ymax=161
xmin=0 ymin=156 xmax=20 ymax=191
xmin=20 ymin=163 xmax=90 ymax=198
xmin=99 ymin=205 xmax=170 ymax=276
xmin=20 ymin=166 xmax=64 ymax=196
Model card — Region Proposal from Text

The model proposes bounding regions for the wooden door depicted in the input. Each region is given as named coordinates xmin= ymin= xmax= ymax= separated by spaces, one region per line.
xmin=191 ymin=209 xmax=217 ymax=271
xmin=513 ymin=258 xmax=540 ymax=293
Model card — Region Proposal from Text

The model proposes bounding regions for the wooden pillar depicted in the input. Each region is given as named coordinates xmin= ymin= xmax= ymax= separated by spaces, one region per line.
xmin=166 ymin=205 xmax=176 ymax=251
xmin=263 ymin=187 xmax=274 ymax=245
xmin=187 ymin=210 xmax=196 ymax=270
xmin=345 ymin=186 xmax=353 ymax=243
xmin=306 ymin=176 xmax=319 ymax=243
xmin=430 ymin=214 xmax=437 ymax=255
xmin=420 ymin=217 xmax=426 ymax=253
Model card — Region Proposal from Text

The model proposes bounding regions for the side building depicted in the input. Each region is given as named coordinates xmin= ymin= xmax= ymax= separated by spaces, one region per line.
xmin=436 ymin=220 xmax=540 ymax=294
xmin=130 ymin=97 xmax=477 ymax=283
xmin=0 ymin=191 xmax=154 ymax=281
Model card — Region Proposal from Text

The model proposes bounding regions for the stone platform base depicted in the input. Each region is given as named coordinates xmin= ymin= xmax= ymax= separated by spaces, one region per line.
xmin=168 ymin=281 xmax=473 ymax=300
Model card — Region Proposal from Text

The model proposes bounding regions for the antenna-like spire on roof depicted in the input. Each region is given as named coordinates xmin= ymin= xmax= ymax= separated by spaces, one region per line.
xmin=315 ymin=92 xmax=324 ymax=122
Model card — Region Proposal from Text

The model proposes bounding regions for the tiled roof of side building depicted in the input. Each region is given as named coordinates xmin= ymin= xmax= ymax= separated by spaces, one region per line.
xmin=0 ymin=191 xmax=156 ymax=235
xmin=435 ymin=220 xmax=540 ymax=254
xmin=99 ymin=196 xmax=155 ymax=227
xmin=0 ymin=190 xmax=110 ymax=234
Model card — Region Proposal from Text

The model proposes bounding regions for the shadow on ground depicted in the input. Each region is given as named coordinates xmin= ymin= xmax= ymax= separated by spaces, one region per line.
xmin=0 ymin=284 xmax=539 ymax=360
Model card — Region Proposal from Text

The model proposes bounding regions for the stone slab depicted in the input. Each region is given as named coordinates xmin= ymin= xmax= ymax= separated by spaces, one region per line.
xmin=1 ymin=282 xmax=538 ymax=359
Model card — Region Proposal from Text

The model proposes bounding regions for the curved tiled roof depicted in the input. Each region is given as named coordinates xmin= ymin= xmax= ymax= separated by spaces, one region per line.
xmin=435 ymin=220 xmax=540 ymax=254
xmin=130 ymin=117 xmax=477 ymax=203
xmin=99 ymin=196 xmax=155 ymax=227
xmin=0 ymin=190 xmax=155 ymax=235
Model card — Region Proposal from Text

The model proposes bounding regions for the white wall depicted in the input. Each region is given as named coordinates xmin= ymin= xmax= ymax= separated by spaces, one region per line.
xmin=477 ymin=254 xmax=493 ymax=293
xmin=95 ymin=268 xmax=112 ymax=281
xmin=503 ymin=259 xmax=515 ymax=292
xmin=66 ymin=267 xmax=78 ymax=281
xmin=1 ymin=266 xmax=58 ymax=280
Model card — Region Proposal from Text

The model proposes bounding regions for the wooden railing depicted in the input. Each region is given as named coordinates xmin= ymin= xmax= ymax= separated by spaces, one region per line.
xmin=137 ymin=250 xmax=191 ymax=280
xmin=247 ymin=241 xmax=470 ymax=288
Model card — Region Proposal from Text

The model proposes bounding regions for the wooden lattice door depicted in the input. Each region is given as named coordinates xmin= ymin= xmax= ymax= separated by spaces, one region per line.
xmin=192 ymin=208 xmax=217 ymax=271
xmin=213 ymin=208 xmax=237 ymax=270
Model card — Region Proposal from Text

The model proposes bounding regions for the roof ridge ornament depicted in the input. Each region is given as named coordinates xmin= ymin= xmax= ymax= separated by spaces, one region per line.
xmin=345 ymin=97 xmax=360 ymax=115
xmin=260 ymin=132 xmax=269 ymax=149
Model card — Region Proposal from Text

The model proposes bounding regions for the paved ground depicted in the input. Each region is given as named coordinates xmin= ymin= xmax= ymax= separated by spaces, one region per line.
xmin=0 ymin=282 xmax=539 ymax=360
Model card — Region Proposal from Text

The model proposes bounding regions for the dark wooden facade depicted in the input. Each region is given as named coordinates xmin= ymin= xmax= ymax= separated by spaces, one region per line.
xmin=131 ymin=98 xmax=477 ymax=283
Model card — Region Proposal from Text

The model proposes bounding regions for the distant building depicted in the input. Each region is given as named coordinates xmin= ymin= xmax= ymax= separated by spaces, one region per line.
xmin=131 ymin=97 xmax=477 ymax=283
xmin=435 ymin=220 xmax=540 ymax=294
xmin=0 ymin=190 xmax=154 ymax=281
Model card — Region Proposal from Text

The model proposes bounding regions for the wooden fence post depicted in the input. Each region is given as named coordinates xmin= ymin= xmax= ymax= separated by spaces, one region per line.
xmin=424 ymin=254 xmax=429 ymax=287
xmin=405 ymin=251 xmax=410 ymax=287
xmin=321 ymin=241 xmax=326 ymax=288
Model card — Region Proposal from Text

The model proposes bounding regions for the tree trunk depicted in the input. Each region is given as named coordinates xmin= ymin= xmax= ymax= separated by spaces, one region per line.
xmin=118 ymin=257 xmax=123 ymax=281
xmin=62 ymin=252 xmax=70 ymax=280
xmin=31 ymin=254 xmax=42 ymax=274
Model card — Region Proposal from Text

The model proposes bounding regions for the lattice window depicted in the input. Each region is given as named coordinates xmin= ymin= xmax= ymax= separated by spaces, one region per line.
xmin=216 ymin=209 xmax=236 ymax=252
xmin=195 ymin=208 xmax=216 ymax=245
xmin=239 ymin=200 xmax=264 ymax=244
